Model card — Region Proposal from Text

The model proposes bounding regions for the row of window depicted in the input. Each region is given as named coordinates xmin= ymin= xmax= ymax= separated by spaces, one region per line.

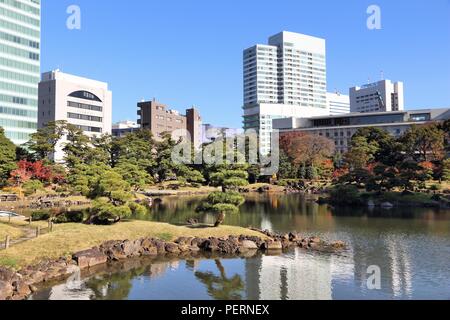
xmin=0 ymin=68 xmax=39 ymax=84
xmin=0 ymin=105 xmax=37 ymax=118
xmin=67 ymin=112 xmax=102 ymax=123
xmin=0 ymin=18 xmax=40 ymax=38
xmin=0 ymin=0 xmax=40 ymax=16
xmin=0 ymin=42 xmax=39 ymax=61
xmin=4 ymin=130 xmax=30 ymax=141
xmin=0 ymin=80 xmax=37 ymax=95
xmin=0 ymin=56 xmax=40 ymax=73
xmin=0 ymin=30 xmax=39 ymax=49
xmin=0 ymin=117 xmax=36 ymax=129
xmin=67 ymin=101 xmax=103 ymax=112
xmin=75 ymin=125 xmax=102 ymax=133
xmin=0 ymin=6 xmax=40 ymax=27
xmin=0 ymin=93 xmax=37 ymax=106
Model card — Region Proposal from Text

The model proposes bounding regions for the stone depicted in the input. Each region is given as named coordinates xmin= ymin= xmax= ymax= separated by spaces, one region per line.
xmin=152 ymin=240 xmax=167 ymax=254
xmin=12 ymin=280 xmax=31 ymax=297
xmin=262 ymin=241 xmax=282 ymax=250
xmin=331 ymin=241 xmax=346 ymax=249
xmin=0 ymin=267 xmax=20 ymax=283
xmin=289 ymin=232 xmax=299 ymax=242
xmin=309 ymin=237 xmax=322 ymax=244
xmin=73 ymin=248 xmax=108 ymax=269
xmin=165 ymin=243 xmax=181 ymax=254
xmin=189 ymin=245 xmax=200 ymax=252
xmin=191 ymin=238 xmax=207 ymax=248
xmin=122 ymin=240 xmax=142 ymax=257
xmin=178 ymin=244 xmax=190 ymax=252
xmin=217 ymin=240 xmax=239 ymax=254
xmin=240 ymin=240 xmax=258 ymax=250
xmin=0 ymin=281 xmax=13 ymax=300
xmin=381 ymin=202 xmax=394 ymax=209
xmin=202 ymin=238 xmax=220 ymax=251
xmin=175 ymin=237 xmax=194 ymax=246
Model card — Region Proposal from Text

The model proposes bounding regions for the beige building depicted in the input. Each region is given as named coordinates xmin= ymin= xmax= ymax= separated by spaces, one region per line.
xmin=137 ymin=99 xmax=203 ymax=149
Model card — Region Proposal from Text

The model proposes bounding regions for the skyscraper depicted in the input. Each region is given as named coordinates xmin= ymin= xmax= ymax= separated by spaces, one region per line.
xmin=243 ymin=31 xmax=329 ymax=154
xmin=0 ymin=0 xmax=40 ymax=145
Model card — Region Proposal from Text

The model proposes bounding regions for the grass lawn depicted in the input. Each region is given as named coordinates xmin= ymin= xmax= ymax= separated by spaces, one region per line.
xmin=0 ymin=220 xmax=267 ymax=269
xmin=0 ymin=223 xmax=24 ymax=241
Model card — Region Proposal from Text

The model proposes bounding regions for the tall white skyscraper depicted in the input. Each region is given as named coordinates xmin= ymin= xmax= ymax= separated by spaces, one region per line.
xmin=38 ymin=70 xmax=112 ymax=162
xmin=350 ymin=79 xmax=404 ymax=113
xmin=0 ymin=0 xmax=41 ymax=145
xmin=243 ymin=31 xmax=329 ymax=154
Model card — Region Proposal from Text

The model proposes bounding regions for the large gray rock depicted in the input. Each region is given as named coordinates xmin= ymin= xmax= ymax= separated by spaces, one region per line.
xmin=73 ymin=248 xmax=108 ymax=269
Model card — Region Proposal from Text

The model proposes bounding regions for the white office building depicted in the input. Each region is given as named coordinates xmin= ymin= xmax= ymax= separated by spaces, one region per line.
xmin=0 ymin=0 xmax=41 ymax=145
xmin=327 ymin=92 xmax=350 ymax=115
xmin=243 ymin=31 xmax=328 ymax=154
xmin=38 ymin=70 xmax=112 ymax=162
xmin=350 ymin=79 xmax=404 ymax=113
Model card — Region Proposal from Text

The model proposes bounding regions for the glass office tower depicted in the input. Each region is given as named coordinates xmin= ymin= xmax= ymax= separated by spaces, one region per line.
xmin=0 ymin=0 xmax=40 ymax=144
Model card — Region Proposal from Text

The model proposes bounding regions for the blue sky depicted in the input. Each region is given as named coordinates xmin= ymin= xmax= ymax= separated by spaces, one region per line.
xmin=41 ymin=0 xmax=450 ymax=128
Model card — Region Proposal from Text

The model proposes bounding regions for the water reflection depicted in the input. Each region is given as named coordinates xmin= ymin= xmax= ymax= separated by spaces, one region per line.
xmin=31 ymin=194 xmax=450 ymax=300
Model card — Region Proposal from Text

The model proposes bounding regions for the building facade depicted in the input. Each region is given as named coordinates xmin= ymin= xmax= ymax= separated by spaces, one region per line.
xmin=273 ymin=108 xmax=450 ymax=154
xmin=243 ymin=31 xmax=328 ymax=154
xmin=137 ymin=99 xmax=203 ymax=149
xmin=38 ymin=70 xmax=112 ymax=162
xmin=350 ymin=80 xmax=404 ymax=113
xmin=112 ymin=120 xmax=140 ymax=137
xmin=0 ymin=0 xmax=41 ymax=145
xmin=327 ymin=92 xmax=350 ymax=115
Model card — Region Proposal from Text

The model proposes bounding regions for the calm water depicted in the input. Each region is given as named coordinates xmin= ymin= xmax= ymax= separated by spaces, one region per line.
xmin=32 ymin=193 xmax=450 ymax=300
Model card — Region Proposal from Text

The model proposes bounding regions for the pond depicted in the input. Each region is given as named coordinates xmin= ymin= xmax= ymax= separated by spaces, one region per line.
xmin=31 ymin=193 xmax=450 ymax=300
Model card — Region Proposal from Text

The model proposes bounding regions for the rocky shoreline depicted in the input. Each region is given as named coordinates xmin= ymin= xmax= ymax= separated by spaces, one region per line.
xmin=0 ymin=230 xmax=346 ymax=300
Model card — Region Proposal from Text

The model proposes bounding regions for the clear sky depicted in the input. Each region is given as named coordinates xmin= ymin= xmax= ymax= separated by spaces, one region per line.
xmin=41 ymin=0 xmax=450 ymax=128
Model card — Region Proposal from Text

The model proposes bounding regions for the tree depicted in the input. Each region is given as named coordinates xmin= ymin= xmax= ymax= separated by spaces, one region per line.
xmin=353 ymin=127 xmax=403 ymax=166
xmin=277 ymin=150 xmax=297 ymax=179
xmin=344 ymin=136 xmax=379 ymax=169
xmin=26 ymin=120 xmax=67 ymax=160
xmin=401 ymin=124 xmax=445 ymax=162
xmin=0 ymin=127 xmax=17 ymax=186
xmin=195 ymin=260 xmax=244 ymax=299
xmin=397 ymin=160 xmax=429 ymax=191
xmin=209 ymin=165 xmax=249 ymax=192
xmin=111 ymin=129 xmax=156 ymax=172
xmin=114 ymin=162 xmax=153 ymax=191
xmin=281 ymin=132 xmax=335 ymax=167
xmin=87 ymin=169 xmax=146 ymax=224
xmin=197 ymin=191 xmax=245 ymax=227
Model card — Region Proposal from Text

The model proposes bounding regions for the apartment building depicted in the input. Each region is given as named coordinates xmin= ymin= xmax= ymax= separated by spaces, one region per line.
xmin=137 ymin=99 xmax=203 ymax=149
xmin=38 ymin=70 xmax=112 ymax=162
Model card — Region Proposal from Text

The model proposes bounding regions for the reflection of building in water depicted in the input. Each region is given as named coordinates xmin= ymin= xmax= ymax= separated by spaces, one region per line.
xmin=351 ymin=233 xmax=413 ymax=299
xmin=386 ymin=236 xmax=412 ymax=298
xmin=245 ymin=248 xmax=354 ymax=300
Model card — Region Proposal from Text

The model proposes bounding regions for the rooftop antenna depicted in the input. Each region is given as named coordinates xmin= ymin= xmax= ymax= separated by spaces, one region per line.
xmin=367 ymin=77 xmax=371 ymax=85
xmin=380 ymin=70 xmax=385 ymax=81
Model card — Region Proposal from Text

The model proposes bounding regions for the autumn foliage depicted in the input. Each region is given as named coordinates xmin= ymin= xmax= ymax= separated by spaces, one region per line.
xmin=9 ymin=160 xmax=65 ymax=186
